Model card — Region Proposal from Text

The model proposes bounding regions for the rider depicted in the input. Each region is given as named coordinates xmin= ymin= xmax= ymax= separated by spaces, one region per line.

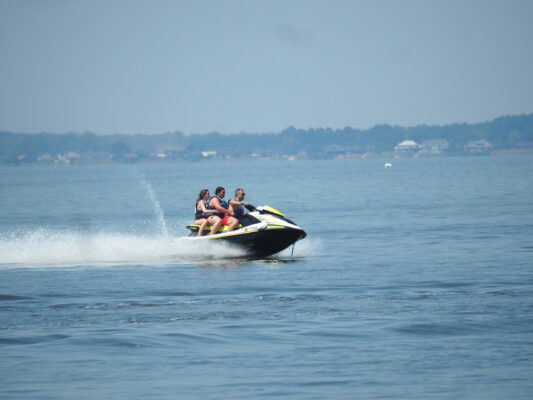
xmin=208 ymin=186 xmax=239 ymax=232
xmin=229 ymin=188 xmax=249 ymax=222
xmin=195 ymin=189 xmax=221 ymax=236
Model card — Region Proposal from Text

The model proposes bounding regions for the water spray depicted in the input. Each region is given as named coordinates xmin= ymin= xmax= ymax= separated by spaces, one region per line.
xmin=139 ymin=175 xmax=169 ymax=237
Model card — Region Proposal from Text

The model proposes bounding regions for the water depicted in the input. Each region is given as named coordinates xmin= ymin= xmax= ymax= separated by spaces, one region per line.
xmin=1 ymin=157 xmax=532 ymax=399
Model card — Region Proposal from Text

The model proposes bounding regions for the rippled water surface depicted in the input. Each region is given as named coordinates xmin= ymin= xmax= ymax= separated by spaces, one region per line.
xmin=1 ymin=157 xmax=533 ymax=399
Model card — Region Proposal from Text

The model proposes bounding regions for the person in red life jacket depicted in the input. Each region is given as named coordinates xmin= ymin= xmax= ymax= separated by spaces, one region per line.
xmin=208 ymin=186 xmax=238 ymax=233
xmin=194 ymin=189 xmax=221 ymax=236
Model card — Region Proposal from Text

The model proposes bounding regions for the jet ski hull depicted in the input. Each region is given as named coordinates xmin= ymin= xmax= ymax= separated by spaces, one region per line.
xmin=196 ymin=227 xmax=305 ymax=258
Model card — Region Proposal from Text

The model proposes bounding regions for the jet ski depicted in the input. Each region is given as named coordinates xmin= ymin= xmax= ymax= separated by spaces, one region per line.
xmin=182 ymin=205 xmax=306 ymax=258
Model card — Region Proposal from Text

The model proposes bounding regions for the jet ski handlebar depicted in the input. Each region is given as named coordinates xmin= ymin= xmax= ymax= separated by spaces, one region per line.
xmin=244 ymin=204 xmax=257 ymax=212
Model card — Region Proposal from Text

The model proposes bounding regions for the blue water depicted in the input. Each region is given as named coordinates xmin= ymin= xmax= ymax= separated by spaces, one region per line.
xmin=1 ymin=157 xmax=533 ymax=399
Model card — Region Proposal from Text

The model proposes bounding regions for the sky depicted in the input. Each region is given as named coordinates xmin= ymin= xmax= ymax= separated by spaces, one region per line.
xmin=1 ymin=0 xmax=532 ymax=135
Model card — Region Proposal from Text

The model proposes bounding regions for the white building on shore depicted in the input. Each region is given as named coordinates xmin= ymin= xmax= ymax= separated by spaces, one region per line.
xmin=394 ymin=140 xmax=420 ymax=156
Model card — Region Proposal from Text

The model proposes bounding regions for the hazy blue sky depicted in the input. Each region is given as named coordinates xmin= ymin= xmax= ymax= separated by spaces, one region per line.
xmin=1 ymin=0 xmax=532 ymax=134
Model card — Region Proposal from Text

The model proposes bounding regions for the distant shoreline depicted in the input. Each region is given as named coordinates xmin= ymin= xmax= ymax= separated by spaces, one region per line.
xmin=2 ymin=114 xmax=533 ymax=165
xmin=2 ymin=149 xmax=533 ymax=167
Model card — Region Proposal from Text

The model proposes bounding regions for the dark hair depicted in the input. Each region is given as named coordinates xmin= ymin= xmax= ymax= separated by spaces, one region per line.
xmin=197 ymin=189 xmax=209 ymax=202
xmin=215 ymin=186 xmax=225 ymax=195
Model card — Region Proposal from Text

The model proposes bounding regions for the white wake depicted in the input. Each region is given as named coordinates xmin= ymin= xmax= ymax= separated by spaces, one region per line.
xmin=0 ymin=229 xmax=248 ymax=268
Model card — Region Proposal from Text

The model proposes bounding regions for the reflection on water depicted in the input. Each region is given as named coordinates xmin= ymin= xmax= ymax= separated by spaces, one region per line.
xmin=194 ymin=256 xmax=305 ymax=269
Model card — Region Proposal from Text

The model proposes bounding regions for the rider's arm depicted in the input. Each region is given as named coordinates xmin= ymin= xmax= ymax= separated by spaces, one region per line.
xmin=199 ymin=202 xmax=216 ymax=213
xmin=200 ymin=201 xmax=217 ymax=214
xmin=230 ymin=199 xmax=248 ymax=206
xmin=211 ymin=198 xmax=232 ymax=215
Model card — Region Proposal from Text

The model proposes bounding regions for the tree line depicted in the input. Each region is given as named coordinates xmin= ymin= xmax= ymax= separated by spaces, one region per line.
xmin=1 ymin=114 xmax=532 ymax=163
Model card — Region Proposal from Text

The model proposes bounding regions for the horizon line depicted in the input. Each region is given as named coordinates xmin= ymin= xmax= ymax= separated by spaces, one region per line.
xmin=1 ymin=112 xmax=531 ymax=137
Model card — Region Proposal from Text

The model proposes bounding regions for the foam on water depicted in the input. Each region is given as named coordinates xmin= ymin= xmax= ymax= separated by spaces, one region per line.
xmin=0 ymin=229 xmax=249 ymax=268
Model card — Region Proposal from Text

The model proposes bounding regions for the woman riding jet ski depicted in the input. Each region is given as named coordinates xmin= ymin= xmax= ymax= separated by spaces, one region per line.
xmin=184 ymin=204 xmax=307 ymax=258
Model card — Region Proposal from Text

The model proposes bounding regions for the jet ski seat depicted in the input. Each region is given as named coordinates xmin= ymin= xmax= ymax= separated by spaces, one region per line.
xmin=186 ymin=223 xmax=243 ymax=234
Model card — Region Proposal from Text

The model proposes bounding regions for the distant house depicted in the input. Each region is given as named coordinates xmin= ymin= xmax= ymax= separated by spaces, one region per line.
xmin=395 ymin=140 xmax=419 ymax=150
xmin=421 ymin=139 xmax=450 ymax=155
xmin=201 ymin=151 xmax=217 ymax=158
xmin=465 ymin=140 xmax=493 ymax=154
xmin=65 ymin=151 xmax=81 ymax=160
xmin=38 ymin=153 xmax=54 ymax=162
xmin=394 ymin=140 xmax=420 ymax=156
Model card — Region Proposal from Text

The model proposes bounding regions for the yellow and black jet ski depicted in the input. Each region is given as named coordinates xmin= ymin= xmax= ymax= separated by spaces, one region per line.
xmin=182 ymin=205 xmax=306 ymax=258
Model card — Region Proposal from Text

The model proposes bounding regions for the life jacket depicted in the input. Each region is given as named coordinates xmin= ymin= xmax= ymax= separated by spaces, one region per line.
xmin=195 ymin=199 xmax=209 ymax=219
xmin=209 ymin=195 xmax=229 ymax=217
xmin=233 ymin=202 xmax=245 ymax=218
